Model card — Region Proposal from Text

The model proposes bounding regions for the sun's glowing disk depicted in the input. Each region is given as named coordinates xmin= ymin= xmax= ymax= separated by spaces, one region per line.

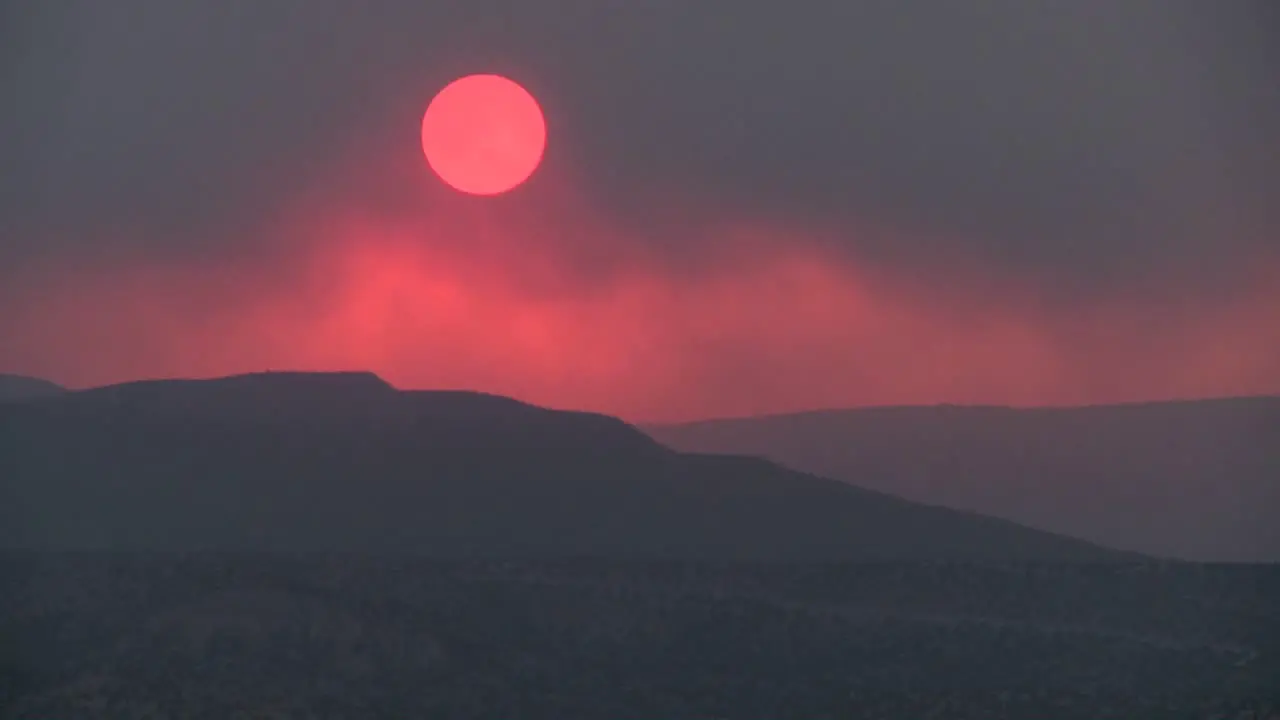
xmin=421 ymin=74 xmax=546 ymax=196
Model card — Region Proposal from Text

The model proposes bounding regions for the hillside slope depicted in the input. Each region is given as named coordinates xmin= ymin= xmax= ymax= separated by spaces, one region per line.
xmin=645 ymin=399 xmax=1280 ymax=561
xmin=0 ymin=374 xmax=64 ymax=402
xmin=0 ymin=372 xmax=1126 ymax=562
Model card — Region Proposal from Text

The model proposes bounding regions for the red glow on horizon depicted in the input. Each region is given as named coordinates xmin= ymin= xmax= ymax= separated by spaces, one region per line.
xmin=2 ymin=95 xmax=1277 ymax=422
xmin=2 ymin=190 xmax=1277 ymax=423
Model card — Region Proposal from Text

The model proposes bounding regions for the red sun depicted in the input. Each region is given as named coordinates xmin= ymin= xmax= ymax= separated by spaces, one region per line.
xmin=421 ymin=74 xmax=547 ymax=196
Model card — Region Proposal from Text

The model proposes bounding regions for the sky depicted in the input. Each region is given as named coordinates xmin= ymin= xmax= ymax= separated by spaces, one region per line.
xmin=1 ymin=0 xmax=1278 ymax=421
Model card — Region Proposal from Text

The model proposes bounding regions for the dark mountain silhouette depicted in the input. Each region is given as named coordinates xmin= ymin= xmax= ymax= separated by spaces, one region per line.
xmin=0 ymin=374 xmax=64 ymax=401
xmin=644 ymin=398 xmax=1280 ymax=562
xmin=0 ymin=372 xmax=1127 ymax=562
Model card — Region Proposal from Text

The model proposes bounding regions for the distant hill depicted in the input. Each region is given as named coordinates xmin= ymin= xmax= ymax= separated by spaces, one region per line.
xmin=0 ymin=372 xmax=1125 ymax=562
xmin=644 ymin=398 xmax=1280 ymax=562
xmin=0 ymin=374 xmax=64 ymax=401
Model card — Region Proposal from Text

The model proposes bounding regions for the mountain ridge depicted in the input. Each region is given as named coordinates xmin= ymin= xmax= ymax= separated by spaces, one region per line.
xmin=0 ymin=373 xmax=65 ymax=402
xmin=644 ymin=397 xmax=1280 ymax=562
xmin=0 ymin=371 xmax=1128 ymax=562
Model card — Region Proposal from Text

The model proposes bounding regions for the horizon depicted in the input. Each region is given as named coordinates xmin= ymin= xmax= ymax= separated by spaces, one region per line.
xmin=7 ymin=367 xmax=1278 ymax=425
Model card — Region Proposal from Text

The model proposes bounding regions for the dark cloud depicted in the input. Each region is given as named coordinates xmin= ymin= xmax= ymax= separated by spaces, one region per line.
xmin=3 ymin=1 xmax=1276 ymax=277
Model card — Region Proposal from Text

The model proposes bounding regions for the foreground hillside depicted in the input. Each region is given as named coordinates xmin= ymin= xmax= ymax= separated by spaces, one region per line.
xmin=0 ymin=372 xmax=1122 ymax=562
xmin=0 ymin=375 xmax=64 ymax=402
xmin=645 ymin=398 xmax=1280 ymax=562
xmin=2 ymin=553 xmax=1276 ymax=719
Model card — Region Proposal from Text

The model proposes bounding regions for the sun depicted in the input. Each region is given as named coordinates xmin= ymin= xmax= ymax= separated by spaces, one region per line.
xmin=421 ymin=74 xmax=547 ymax=196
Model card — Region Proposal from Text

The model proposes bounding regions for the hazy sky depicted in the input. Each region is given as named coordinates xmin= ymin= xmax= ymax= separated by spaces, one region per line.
xmin=2 ymin=0 xmax=1277 ymax=420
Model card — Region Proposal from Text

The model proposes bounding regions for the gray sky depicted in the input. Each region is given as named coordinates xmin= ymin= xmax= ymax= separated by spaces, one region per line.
xmin=3 ymin=0 xmax=1275 ymax=289
xmin=1 ymin=1 xmax=1278 ymax=418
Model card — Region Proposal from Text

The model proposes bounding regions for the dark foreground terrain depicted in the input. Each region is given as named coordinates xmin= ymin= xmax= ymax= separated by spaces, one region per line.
xmin=2 ymin=553 xmax=1277 ymax=719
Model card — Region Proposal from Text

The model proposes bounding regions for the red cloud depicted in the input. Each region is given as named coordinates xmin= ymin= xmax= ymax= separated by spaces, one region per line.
xmin=3 ymin=170 xmax=1277 ymax=422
